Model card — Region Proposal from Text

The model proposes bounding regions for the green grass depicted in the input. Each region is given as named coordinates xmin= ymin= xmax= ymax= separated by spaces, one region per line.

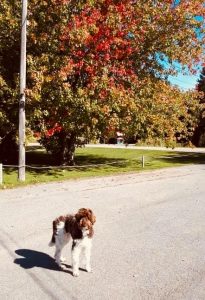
xmin=1 ymin=146 xmax=205 ymax=189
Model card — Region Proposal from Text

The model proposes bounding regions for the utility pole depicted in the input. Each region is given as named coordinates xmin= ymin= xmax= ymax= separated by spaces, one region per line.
xmin=18 ymin=0 xmax=27 ymax=181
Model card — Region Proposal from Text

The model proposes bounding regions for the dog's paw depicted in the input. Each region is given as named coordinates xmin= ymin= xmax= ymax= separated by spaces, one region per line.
xmin=61 ymin=265 xmax=67 ymax=271
xmin=59 ymin=264 xmax=67 ymax=271
xmin=55 ymin=259 xmax=62 ymax=269
xmin=85 ymin=266 xmax=92 ymax=273
xmin=60 ymin=256 xmax=66 ymax=262
xmin=73 ymin=271 xmax=79 ymax=277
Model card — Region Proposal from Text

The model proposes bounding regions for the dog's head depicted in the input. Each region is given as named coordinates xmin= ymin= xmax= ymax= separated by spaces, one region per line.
xmin=75 ymin=208 xmax=96 ymax=231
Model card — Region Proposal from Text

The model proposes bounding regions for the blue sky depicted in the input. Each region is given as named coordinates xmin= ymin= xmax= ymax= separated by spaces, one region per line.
xmin=157 ymin=55 xmax=201 ymax=91
xmin=167 ymin=3 xmax=203 ymax=91
xmin=168 ymin=73 xmax=199 ymax=91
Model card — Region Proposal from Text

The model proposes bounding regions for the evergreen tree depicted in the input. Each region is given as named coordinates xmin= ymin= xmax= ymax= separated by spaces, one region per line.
xmin=192 ymin=67 xmax=205 ymax=146
xmin=197 ymin=67 xmax=205 ymax=99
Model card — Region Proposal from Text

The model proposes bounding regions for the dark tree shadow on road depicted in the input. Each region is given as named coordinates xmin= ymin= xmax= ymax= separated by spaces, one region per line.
xmin=14 ymin=249 xmax=73 ymax=275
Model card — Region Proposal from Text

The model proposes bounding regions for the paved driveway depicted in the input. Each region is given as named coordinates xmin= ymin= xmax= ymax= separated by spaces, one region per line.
xmin=1 ymin=165 xmax=205 ymax=299
xmin=85 ymin=143 xmax=205 ymax=153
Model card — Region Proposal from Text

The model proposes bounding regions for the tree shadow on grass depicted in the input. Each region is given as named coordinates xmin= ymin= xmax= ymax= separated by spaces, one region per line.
xmin=4 ymin=149 xmax=205 ymax=178
xmin=26 ymin=146 xmax=123 ymax=166
xmin=75 ymin=154 xmax=126 ymax=165
xmin=155 ymin=152 xmax=205 ymax=165
xmin=24 ymin=150 xmax=128 ymax=175
xmin=26 ymin=149 xmax=56 ymax=166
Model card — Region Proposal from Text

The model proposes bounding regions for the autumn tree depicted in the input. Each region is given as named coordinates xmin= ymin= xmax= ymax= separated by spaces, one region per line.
xmin=1 ymin=0 xmax=205 ymax=164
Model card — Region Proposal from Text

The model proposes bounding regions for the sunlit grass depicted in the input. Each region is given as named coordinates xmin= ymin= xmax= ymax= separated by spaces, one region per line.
xmin=1 ymin=146 xmax=205 ymax=189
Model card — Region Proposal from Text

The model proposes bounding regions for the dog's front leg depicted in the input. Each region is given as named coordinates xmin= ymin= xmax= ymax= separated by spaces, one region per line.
xmin=72 ymin=241 xmax=80 ymax=277
xmin=83 ymin=240 xmax=92 ymax=273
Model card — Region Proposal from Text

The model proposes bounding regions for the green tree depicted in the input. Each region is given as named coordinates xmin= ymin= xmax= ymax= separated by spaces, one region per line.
xmin=0 ymin=1 xmax=21 ymax=162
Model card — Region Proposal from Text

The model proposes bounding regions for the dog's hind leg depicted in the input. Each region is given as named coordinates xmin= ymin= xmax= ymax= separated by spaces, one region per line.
xmin=54 ymin=247 xmax=63 ymax=267
xmin=54 ymin=230 xmax=70 ymax=267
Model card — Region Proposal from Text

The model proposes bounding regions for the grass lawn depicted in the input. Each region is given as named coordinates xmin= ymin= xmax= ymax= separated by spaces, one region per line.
xmin=1 ymin=145 xmax=205 ymax=189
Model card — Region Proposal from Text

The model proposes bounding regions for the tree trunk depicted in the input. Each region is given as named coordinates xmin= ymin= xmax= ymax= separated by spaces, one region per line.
xmin=59 ymin=131 xmax=76 ymax=165
xmin=0 ymin=131 xmax=18 ymax=164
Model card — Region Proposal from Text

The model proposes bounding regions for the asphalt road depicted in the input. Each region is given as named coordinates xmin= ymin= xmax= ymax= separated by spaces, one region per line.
xmin=1 ymin=164 xmax=205 ymax=300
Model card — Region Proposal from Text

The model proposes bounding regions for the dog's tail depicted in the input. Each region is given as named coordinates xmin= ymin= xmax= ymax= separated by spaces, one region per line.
xmin=48 ymin=216 xmax=66 ymax=247
xmin=48 ymin=219 xmax=57 ymax=246
xmin=48 ymin=232 xmax=56 ymax=246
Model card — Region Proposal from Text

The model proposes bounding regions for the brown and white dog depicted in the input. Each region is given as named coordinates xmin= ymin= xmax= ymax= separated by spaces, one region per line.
xmin=49 ymin=208 xmax=96 ymax=277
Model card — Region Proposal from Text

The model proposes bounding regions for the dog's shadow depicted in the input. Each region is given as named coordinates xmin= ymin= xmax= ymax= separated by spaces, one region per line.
xmin=14 ymin=249 xmax=73 ymax=275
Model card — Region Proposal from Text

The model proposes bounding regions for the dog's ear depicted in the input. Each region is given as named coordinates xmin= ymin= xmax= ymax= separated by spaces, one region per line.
xmin=85 ymin=208 xmax=96 ymax=224
xmin=88 ymin=209 xmax=96 ymax=224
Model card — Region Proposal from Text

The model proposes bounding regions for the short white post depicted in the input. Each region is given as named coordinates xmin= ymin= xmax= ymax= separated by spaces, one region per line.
xmin=142 ymin=155 xmax=145 ymax=168
xmin=0 ymin=164 xmax=3 ymax=185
